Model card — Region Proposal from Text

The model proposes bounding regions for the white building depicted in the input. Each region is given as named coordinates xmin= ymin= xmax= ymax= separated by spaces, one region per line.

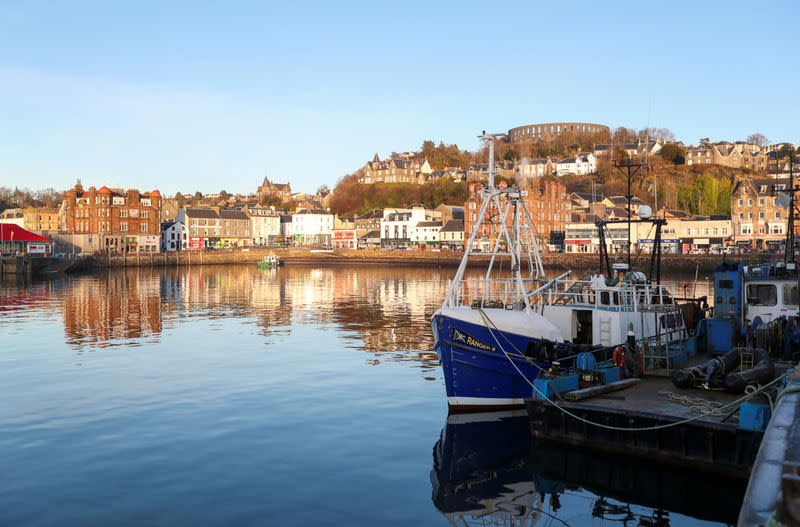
xmin=556 ymin=153 xmax=597 ymax=176
xmin=518 ymin=159 xmax=554 ymax=179
xmin=380 ymin=206 xmax=429 ymax=248
xmin=245 ymin=206 xmax=282 ymax=245
xmin=290 ymin=209 xmax=334 ymax=246
xmin=161 ymin=221 xmax=188 ymax=252
xmin=412 ymin=220 xmax=442 ymax=248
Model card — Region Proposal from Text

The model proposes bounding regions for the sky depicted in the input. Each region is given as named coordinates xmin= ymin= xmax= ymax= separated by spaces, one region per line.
xmin=0 ymin=1 xmax=798 ymax=195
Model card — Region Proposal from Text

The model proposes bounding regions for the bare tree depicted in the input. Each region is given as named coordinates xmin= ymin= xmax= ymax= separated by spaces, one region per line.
xmin=746 ymin=133 xmax=768 ymax=146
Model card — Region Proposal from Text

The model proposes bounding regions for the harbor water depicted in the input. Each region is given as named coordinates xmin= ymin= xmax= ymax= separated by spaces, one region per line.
xmin=0 ymin=264 xmax=738 ymax=526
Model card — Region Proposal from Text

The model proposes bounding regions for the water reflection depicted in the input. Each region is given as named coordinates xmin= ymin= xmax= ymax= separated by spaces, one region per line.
xmin=431 ymin=412 xmax=743 ymax=526
xmin=0 ymin=265 xmax=714 ymax=370
xmin=0 ymin=265 xmax=453 ymax=368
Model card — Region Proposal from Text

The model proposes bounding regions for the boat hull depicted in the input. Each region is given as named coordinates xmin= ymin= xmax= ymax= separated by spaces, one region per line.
xmin=432 ymin=309 xmax=554 ymax=412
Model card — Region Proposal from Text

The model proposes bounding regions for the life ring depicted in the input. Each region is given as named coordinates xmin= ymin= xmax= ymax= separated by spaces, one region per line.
xmin=612 ymin=346 xmax=626 ymax=367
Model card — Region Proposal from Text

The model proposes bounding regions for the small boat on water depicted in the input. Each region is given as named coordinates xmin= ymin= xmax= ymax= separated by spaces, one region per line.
xmin=256 ymin=254 xmax=281 ymax=269
xmin=431 ymin=131 xmax=693 ymax=412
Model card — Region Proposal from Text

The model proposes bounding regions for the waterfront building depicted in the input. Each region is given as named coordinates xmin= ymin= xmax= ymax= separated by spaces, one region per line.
xmin=439 ymin=219 xmax=464 ymax=251
xmin=219 ymin=209 xmax=252 ymax=248
xmin=290 ymin=208 xmax=334 ymax=246
xmin=0 ymin=207 xmax=60 ymax=233
xmin=61 ymin=182 xmax=162 ymax=253
xmin=0 ymin=224 xmax=53 ymax=255
xmin=358 ymin=154 xmax=432 ymax=184
xmin=564 ymin=214 xmax=732 ymax=254
xmin=245 ymin=206 xmax=282 ymax=245
xmin=355 ymin=209 xmax=384 ymax=238
xmin=463 ymin=180 xmax=570 ymax=251
xmin=731 ymin=176 xmax=792 ymax=250
xmin=507 ymin=122 xmax=610 ymax=144
xmin=333 ymin=216 xmax=357 ymax=250
xmin=380 ymin=206 xmax=429 ymax=249
xmin=257 ymin=176 xmax=293 ymax=203
xmin=177 ymin=208 xmax=221 ymax=250
xmin=357 ymin=230 xmax=381 ymax=249
xmin=412 ymin=220 xmax=443 ymax=250
xmin=160 ymin=221 xmax=188 ymax=252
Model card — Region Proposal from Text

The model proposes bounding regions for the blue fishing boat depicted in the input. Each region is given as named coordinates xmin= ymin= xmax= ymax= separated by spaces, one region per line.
xmin=432 ymin=132 xmax=692 ymax=412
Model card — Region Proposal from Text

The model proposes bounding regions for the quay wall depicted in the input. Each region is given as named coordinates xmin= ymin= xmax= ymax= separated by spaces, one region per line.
xmin=89 ymin=249 xmax=764 ymax=273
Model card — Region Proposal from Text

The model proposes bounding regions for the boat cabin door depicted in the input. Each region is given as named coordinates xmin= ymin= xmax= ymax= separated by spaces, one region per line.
xmin=573 ymin=310 xmax=593 ymax=345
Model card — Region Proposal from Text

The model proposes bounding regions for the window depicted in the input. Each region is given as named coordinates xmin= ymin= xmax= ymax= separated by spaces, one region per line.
xmin=738 ymin=199 xmax=743 ymax=206
xmin=747 ymin=284 xmax=776 ymax=306
xmin=776 ymin=211 xmax=782 ymax=219
xmin=784 ymin=285 xmax=800 ymax=306
xmin=120 ymin=209 xmax=129 ymax=218
xmin=141 ymin=222 xmax=148 ymax=232
xmin=121 ymin=221 xmax=128 ymax=232
xmin=759 ymin=198 xmax=765 ymax=206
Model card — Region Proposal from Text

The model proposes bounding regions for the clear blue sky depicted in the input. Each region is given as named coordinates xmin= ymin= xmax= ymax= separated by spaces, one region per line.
xmin=0 ymin=1 xmax=797 ymax=195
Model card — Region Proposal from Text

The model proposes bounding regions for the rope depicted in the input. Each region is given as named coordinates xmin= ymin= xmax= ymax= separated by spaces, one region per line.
xmin=475 ymin=307 xmax=791 ymax=432
xmin=658 ymin=391 xmax=738 ymax=422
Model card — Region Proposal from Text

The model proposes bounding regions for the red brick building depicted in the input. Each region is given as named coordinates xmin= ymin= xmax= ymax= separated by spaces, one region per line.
xmin=63 ymin=181 xmax=162 ymax=253
xmin=463 ymin=179 xmax=570 ymax=251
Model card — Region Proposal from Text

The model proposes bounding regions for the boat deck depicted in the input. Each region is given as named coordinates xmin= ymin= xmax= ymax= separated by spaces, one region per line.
xmin=563 ymin=374 xmax=742 ymax=425
xmin=525 ymin=360 xmax=766 ymax=477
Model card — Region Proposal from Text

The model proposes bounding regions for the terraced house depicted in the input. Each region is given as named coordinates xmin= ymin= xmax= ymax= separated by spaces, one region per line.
xmin=61 ymin=182 xmax=162 ymax=253
xmin=178 ymin=208 xmax=221 ymax=250
xmin=219 ymin=209 xmax=252 ymax=248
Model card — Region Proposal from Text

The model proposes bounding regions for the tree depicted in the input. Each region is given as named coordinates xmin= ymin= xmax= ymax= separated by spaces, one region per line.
xmin=194 ymin=191 xmax=203 ymax=199
xmin=316 ymin=184 xmax=330 ymax=195
xmin=659 ymin=143 xmax=686 ymax=164
xmin=747 ymin=133 xmax=768 ymax=146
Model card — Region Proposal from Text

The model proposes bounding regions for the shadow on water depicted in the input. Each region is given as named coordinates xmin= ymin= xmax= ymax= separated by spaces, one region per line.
xmin=431 ymin=411 xmax=745 ymax=526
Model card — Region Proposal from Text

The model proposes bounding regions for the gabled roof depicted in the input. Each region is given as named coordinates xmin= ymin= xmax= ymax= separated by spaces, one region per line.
xmin=219 ymin=209 xmax=249 ymax=220
xmin=441 ymin=219 xmax=464 ymax=232
xmin=0 ymin=224 xmax=51 ymax=242
xmin=184 ymin=208 xmax=220 ymax=219
xmin=357 ymin=209 xmax=384 ymax=220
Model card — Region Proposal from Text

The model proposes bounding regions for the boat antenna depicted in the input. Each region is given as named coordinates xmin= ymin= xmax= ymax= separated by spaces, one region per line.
xmin=613 ymin=159 xmax=643 ymax=269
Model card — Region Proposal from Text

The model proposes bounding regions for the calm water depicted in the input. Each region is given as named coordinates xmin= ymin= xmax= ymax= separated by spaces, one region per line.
xmin=0 ymin=264 xmax=737 ymax=526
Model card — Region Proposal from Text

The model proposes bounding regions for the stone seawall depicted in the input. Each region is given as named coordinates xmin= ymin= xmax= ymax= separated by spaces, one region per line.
xmin=89 ymin=249 xmax=765 ymax=273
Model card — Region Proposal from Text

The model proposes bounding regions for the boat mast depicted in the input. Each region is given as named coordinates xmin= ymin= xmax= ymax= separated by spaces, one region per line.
xmin=613 ymin=160 xmax=643 ymax=269
xmin=785 ymin=147 xmax=797 ymax=264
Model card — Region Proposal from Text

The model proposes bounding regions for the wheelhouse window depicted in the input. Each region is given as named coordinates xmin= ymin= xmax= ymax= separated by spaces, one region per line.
xmin=784 ymin=285 xmax=800 ymax=306
xmin=747 ymin=284 xmax=777 ymax=306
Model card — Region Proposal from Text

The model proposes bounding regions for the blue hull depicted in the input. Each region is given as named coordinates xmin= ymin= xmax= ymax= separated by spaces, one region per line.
xmin=432 ymin=312 xmax=551 ymax=411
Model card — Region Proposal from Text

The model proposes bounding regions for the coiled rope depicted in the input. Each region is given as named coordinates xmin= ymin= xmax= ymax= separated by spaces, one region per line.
xmin=476 ymin=307 xmax=790 ymax=432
